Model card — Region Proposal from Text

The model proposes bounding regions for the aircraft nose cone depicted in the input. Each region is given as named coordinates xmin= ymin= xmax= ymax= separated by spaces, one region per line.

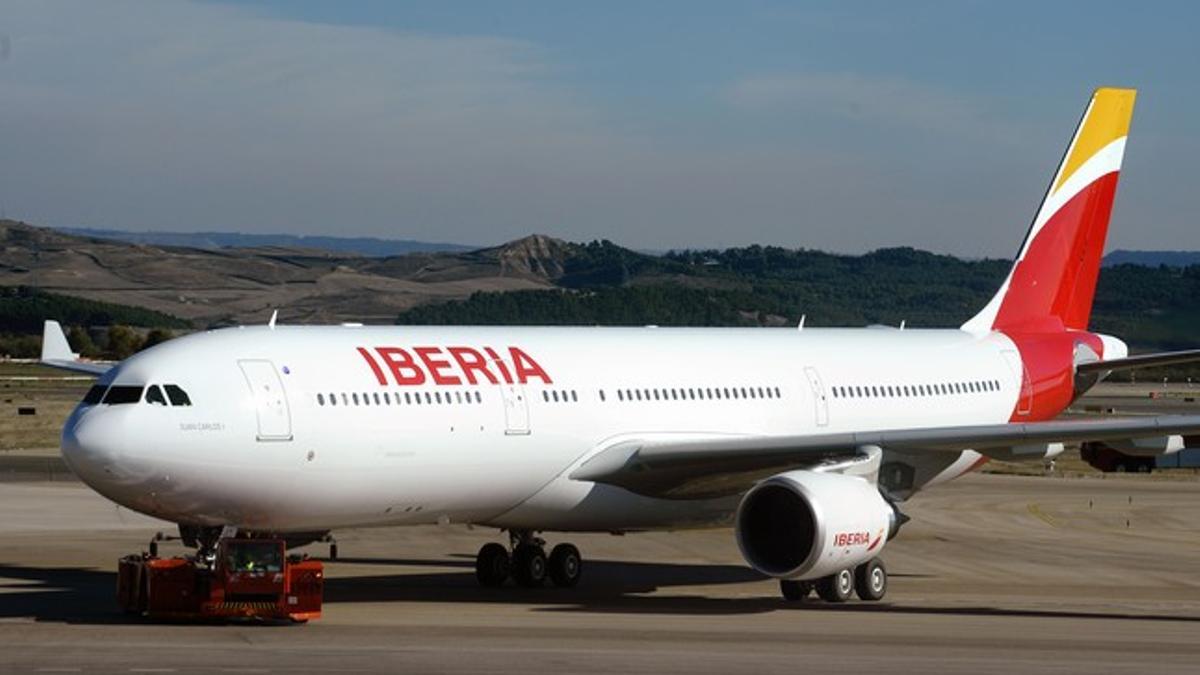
xmin=61 ymin=409 xmax=124 ymax=487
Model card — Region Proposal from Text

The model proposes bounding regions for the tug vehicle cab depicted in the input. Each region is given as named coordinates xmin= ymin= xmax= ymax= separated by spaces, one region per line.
xmin=117 ymin=537 xmax=323 ymax=622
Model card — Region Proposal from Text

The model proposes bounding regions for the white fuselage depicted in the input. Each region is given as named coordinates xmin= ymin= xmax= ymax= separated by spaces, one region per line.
xmin=63 ymin=325 xmax=1024 ymax=533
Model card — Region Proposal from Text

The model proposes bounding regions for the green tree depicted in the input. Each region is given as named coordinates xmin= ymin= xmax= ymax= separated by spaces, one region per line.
xmin=104 ymin=325 xmax=140 ymax=360
xmin=140 ymin=328 xmax=174 ymax=351
xmin=67 ymin=325 xmax=99 ymax=358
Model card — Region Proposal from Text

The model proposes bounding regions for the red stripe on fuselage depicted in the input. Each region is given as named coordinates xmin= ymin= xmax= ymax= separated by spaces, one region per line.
xmin=1003 ymin=330 xmax=1105 ymax=422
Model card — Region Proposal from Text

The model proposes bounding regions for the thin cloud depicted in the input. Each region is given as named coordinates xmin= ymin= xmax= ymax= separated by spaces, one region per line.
xmin=725 ymin=72 xmax=1022 ymax=142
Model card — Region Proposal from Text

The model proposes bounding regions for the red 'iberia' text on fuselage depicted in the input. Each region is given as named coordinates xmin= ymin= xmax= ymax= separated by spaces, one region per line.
xmin=356 ymin=346 xmax=551 ymax=386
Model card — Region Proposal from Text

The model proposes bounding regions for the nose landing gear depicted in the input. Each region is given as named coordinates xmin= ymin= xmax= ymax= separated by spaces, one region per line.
xmin=475 ymin=531 xmax=583 ymax=588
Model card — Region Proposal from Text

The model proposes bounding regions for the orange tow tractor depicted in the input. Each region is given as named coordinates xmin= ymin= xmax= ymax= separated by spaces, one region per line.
xmin=117 ymin=537 xmax=323 ymax=622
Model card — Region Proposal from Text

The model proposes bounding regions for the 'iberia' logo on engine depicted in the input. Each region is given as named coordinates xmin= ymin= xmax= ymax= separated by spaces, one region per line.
xmin=834 ymin=529 xmax=886 ymax=551
xmin=356 ymin=346 xmax=551 ymax=386
xmin=834 ymin=531 xmax=870 ymax=547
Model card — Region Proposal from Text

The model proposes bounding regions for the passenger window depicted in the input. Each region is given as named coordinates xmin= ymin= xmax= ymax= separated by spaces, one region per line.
xmin=329 ymin=393 xmax=337 ymax=407
xmin=145 ymin=385 xmax=168 ymax=406
xmin=164 ymin=384 xmax=192 ymax=406
xmin=82 ymin=384 xmax=107 ymax=405
xmin=102 ymin=385 xmax=144 ymax=405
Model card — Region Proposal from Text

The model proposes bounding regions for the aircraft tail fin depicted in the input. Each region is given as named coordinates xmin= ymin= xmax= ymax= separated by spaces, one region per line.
xmin=40 ymin=320 xmax=111 ymax=376
xmin=963 ymin=87 xmax=1136 ymax=334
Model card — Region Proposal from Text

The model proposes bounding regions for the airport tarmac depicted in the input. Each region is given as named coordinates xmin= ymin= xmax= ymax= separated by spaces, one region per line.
xmin=2 ymin=473 xmax=1200 ymax=674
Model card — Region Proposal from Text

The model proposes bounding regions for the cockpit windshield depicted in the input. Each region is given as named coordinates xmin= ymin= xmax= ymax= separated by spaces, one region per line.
xmin=101 ymin=385 xmax=144 ymax=405
xmin=164 ymin=384 xmax=192 ymax=406
xmin=82 ymin=385 xmax=107 ymax=405
xmin=145 ymin=385 xmax=168 ymax=406
xmin=83 ymin=383 xmax=193 ymax=406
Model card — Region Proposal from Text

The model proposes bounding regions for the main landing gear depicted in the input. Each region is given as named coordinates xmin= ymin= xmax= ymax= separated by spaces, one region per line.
xmin=779 ymin=558 xmax=888 ymax=603
xmin=475 ymin=531 xmax=583 ymax=588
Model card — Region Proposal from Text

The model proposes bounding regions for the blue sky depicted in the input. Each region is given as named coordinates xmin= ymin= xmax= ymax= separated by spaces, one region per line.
xmin=2 ymin=1 xmax=1197 ymax=254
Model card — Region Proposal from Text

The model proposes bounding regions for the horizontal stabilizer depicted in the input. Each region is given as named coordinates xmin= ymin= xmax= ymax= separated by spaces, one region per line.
xmin=1076 ymin=349 xmax=1200 ymax=375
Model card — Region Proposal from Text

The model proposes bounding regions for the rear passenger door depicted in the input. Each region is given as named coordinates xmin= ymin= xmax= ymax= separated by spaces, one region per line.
xmin=803 ymin=366 xmax=830 ymax=427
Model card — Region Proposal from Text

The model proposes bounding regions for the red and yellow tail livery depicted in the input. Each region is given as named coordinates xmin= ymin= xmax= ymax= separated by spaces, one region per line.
xmin=965 ymin=87 xmax=1136 ymax=334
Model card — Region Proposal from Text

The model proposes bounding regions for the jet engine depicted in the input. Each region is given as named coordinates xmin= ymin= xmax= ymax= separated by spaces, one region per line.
xmin=735 ymin=470 xmax=897 ymax=580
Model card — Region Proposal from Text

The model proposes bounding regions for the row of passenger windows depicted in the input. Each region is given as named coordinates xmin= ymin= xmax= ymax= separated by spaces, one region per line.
xmin=613 ymin=385 xmax=782 ymax=402
xmin=81 ymin=384 xmax=192 ymax=406
xmin=317 ymin=385 xmax=784 ymax=408
xmin=831 ymin=379 xmax=1001 ymax=399
xmin=316 ymin=390 xmax=484 ymax=407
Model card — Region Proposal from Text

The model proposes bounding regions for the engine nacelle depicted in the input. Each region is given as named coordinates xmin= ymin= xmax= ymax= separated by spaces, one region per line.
xmin=735 ymin=470 xmax=895 ymax=581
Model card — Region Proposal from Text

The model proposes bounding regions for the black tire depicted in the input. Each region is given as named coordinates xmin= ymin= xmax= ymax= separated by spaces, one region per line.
xmin=511 ymin=543 xmax=547 ymax=588
xmin=854 ymin=558 xmax=887 ymax=601
xmin=815 ymin=568 xmax=855 ymax=603
xmin=779 ymin=579 xmax=811 ymax=601
xmin=548 ymin=543 xmax=583 ymax=588
xmin=475 ymin=543 xmax=510 ymax=587
xmin=329 ymin=543 xmax=339 ymax=561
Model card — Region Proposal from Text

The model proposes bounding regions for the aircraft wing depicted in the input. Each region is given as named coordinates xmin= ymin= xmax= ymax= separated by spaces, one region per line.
xmin=570 ymin=415 xmax=1200 ymax=499
xmin=39 ymin=320 xmax=112 ymax=376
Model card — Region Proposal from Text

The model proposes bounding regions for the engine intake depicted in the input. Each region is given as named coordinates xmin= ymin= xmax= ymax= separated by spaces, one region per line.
xmin=735 ymin=470 xmax=895 ymax=580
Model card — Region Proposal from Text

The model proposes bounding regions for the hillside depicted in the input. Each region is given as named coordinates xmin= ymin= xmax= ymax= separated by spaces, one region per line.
xmin=56 ymin=227 xmax=475 ymax=256
xmin=400 ymin=245 xmax=1200 ymax=351
xmin=1103 ymin=250 xmax=1200 ymax=268
xmin=0 ymin=220 xmax=557 ymax=326
xmin=5 ymin=219 xmax=1200 ymax=352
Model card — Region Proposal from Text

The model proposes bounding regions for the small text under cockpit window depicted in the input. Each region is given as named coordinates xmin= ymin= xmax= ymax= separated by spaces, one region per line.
xmin=82 ymin=385 xmax=107 ymax=405
xmin=145 ymin=385 xmax=168 ymax=406
xmin=164 ymin=385 xmax=192 ymax=406
xmin=102 ymin=386 xmax=144 ymax=405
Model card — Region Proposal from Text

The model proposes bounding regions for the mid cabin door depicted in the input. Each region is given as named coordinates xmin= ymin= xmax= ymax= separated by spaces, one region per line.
xmin=803 ymin=366 xmax=830 ymax=427
xmin=238 ymin=359 xmax=293 ymax=441
xmin=495 ymin=359 xmax=531 ymax=435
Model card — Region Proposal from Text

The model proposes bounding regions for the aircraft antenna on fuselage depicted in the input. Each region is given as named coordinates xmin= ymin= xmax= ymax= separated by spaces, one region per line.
xmin=268 ymin=310 xmax=278 ymax=330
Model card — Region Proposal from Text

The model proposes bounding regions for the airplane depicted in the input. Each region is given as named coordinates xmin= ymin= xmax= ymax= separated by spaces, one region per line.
xmin=40 ymin=87 xmax=1200 ymax=603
